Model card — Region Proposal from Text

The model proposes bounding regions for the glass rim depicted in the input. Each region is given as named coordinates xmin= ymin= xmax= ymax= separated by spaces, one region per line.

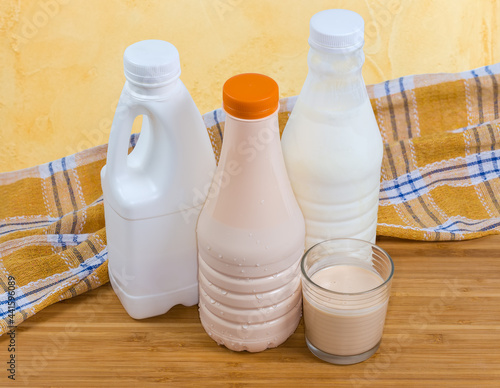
xmin=300 ymin=238 xmax=394 ymax=296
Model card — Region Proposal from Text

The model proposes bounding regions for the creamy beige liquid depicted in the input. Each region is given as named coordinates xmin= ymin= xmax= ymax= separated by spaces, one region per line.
xmin=198 ymin=218 xmax=304 ymax=352
xmin=303 ymin=265 xmax=388 ymax=356
xmin=197 ymin=110 xmax=306 ymax=352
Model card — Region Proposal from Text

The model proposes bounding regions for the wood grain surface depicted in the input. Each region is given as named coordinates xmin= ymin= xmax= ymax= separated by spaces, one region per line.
xmin=1 ymin=235 xmax=499 ymax=387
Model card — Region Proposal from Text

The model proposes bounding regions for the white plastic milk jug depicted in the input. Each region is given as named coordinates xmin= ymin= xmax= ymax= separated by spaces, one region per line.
xmin=281 ymin=10 xmax=383 ymax=248
xmin=101 ymin=40 xmax=216 ymax=319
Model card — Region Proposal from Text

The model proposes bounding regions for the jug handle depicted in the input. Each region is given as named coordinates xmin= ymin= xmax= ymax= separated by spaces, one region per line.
xmin=105 ymin=96 xmax=146 ymax=181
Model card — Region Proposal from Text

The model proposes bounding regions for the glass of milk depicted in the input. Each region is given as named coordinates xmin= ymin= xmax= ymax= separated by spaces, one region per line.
xmin=301 ymin=238 xmax=394 ymax=364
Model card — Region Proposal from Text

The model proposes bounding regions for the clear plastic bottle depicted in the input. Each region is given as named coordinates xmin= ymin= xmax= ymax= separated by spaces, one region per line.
xmin=101 ymin=40 xmax=216 ymax=319
xmin=197 ymin=73 xmax=305 ymax=352
xmin=281 ymin=9 xmax=383 ymax=248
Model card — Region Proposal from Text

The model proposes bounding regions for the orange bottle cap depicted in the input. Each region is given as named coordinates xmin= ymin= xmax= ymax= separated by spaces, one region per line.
xmin=223 ymin=73 xmax=279 ymax=120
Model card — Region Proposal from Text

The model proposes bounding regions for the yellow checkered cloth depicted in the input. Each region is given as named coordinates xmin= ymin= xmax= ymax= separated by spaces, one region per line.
xmin=1 ymin=65 xmax=500 ymax=335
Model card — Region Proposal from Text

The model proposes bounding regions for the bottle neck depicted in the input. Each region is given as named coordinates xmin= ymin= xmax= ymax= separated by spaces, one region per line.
xmin=307 ymin=46 xmax=365 ymax=76
xmin=302 ymin=46 xmax=368 ymax=112
xmin=125 ymin=78 xmax=181 ymax=99
xmin=222 ymin=110 xmax=280 ymax=160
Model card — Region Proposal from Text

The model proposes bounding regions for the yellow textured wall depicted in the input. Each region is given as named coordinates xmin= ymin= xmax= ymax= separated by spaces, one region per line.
xmin=1 ymin=0 xmax=499 ymax=172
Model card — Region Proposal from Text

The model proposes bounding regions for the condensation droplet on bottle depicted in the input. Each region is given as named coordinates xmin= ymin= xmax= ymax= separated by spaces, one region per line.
xmin=238 ymin=263 xmax=242 ymax=267
xmin=221 ymin=290 xmax=228 ymax=295
xmin=265 ymin=245 xmax=269 ymax=250
xmin=248 ymin=232 xmax=253 ymax=237
xmin=260 ymin=199 xmax=265 ymax=205
xmin=216 ymin=302 xmax=220 ymax=306
xmin=255 ymin=263 xmax=260 ymax=267
xmin=264 ymin=267 xmax=268 ymax=271
xmin=272 ymin=273 xmax=277 ymax=278
xmin=255 ymin=294 xmax=263 ymax=302
xmin=206 ymin=245 xmax=211 ymax=251
xmin=272 ymin=304 xmax=277 ymax=309
xmin=241 ymin=269 xmax=245 ymax=273
xmin=220 ymin=311 xmax=224 ymax=315
xmin=218 ymin=254 xmax=223 ymax=259
xmin=241 ymin=324 xmax=248 ymax=330
xmin=210 ymin=298 xmax=215 ymax=304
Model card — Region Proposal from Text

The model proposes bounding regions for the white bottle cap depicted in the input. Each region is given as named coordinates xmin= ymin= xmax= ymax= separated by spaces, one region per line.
xmin=308 ymin=9 xmax=364 ymax=53
xmin=123 ymin=40 xmax=181 ymax=86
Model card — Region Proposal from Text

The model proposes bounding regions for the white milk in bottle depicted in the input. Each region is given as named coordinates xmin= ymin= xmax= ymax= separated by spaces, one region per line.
xmin=197 ymin=73 xmax=306 ymax=352
xmin=281 ymin=9 xmax=383 ymax=248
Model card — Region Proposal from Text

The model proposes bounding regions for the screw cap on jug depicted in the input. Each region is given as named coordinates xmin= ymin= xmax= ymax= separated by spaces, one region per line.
xmin=309 ymin=9 xmax=364 ymax=53
xmin=124 ymin=40 xmax=181 ymax=86
xmin=223 ymin=73 xmax=279 ymax=120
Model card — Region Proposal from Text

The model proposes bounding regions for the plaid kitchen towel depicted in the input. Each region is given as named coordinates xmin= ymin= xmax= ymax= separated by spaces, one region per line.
xmin=1 ymin=64 xmax=500 ymax=335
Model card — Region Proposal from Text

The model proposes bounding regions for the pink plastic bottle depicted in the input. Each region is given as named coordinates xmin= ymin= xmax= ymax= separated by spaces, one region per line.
xmin=197 ymin=73 xmax=306 ymax=352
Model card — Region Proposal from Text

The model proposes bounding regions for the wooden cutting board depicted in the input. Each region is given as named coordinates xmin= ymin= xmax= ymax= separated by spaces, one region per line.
xmin=2 ymin=235 xmax=499 ymax=387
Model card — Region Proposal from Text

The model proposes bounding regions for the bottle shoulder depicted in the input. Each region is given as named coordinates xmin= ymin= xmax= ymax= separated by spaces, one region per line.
xmin=282 ymin=99 xmax=383 ymax=184
xmin=197 ymin=210 xmax=305 ymax=267
xmin=102 ymin=81 xmax=216 ymax=220
xmin=283 ymin=99 xmax=382 ymax=147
